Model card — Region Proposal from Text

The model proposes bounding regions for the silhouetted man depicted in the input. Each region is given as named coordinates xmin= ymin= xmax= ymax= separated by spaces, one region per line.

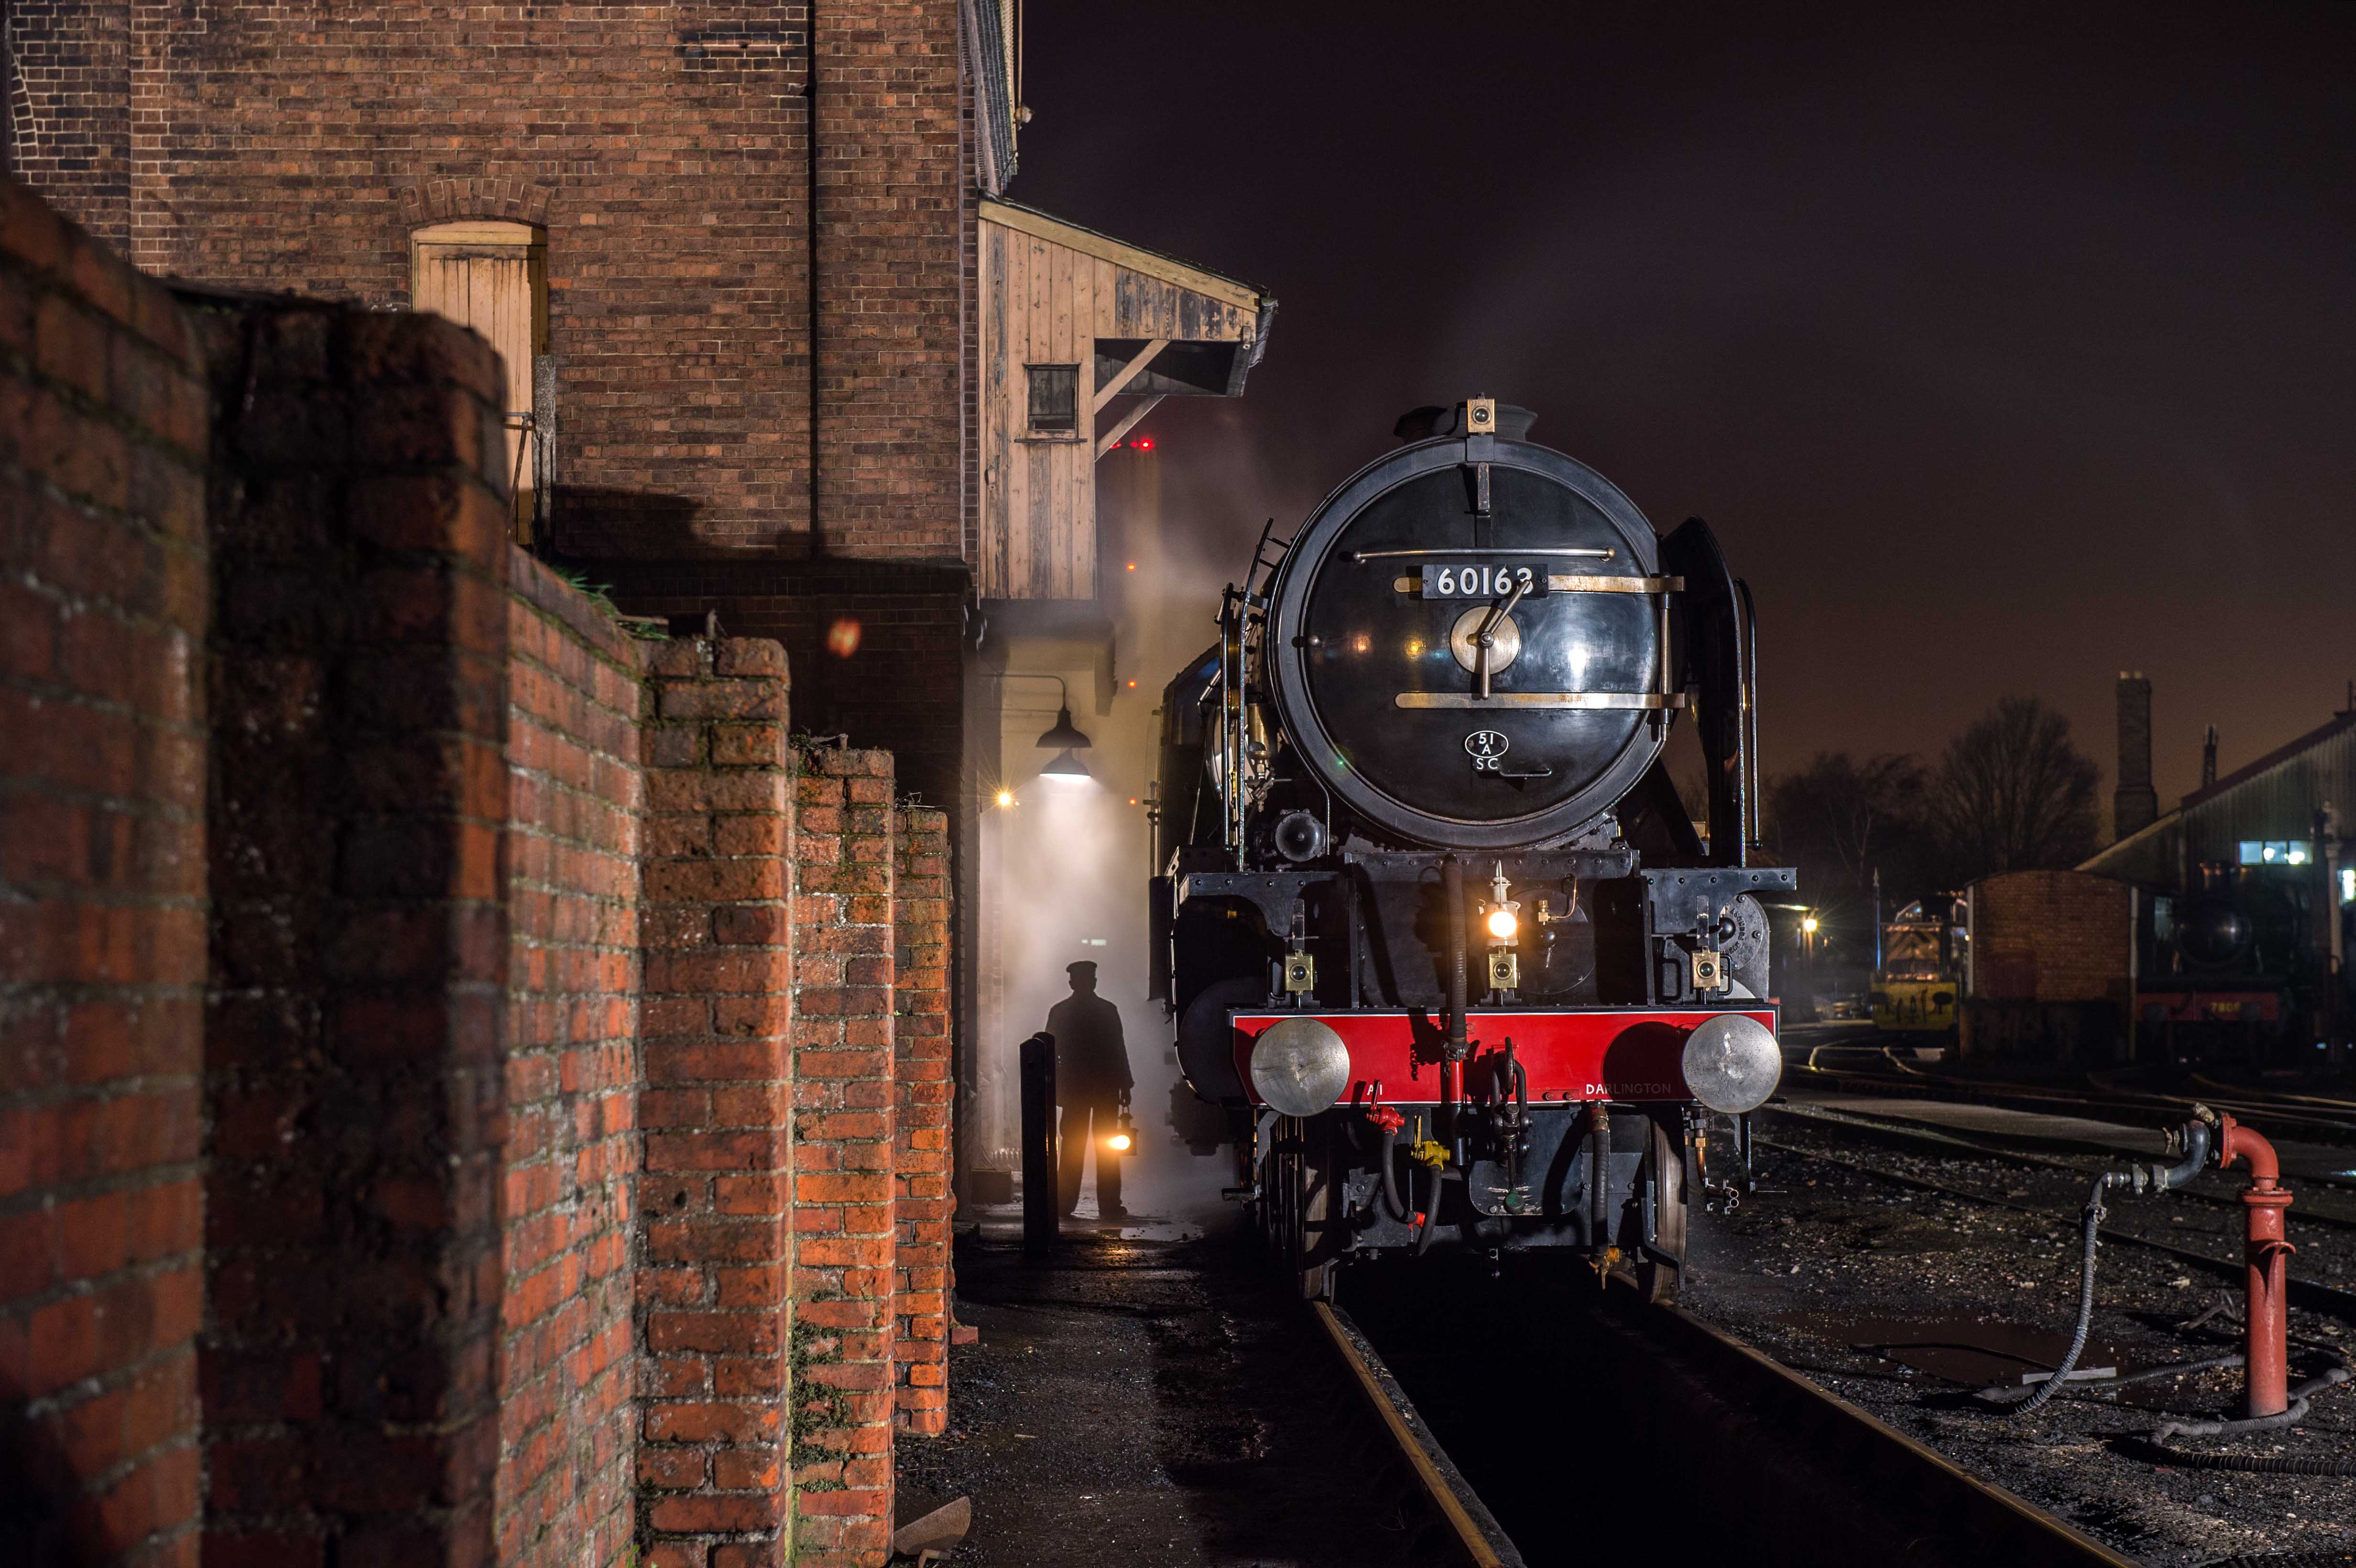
xmin=1049 ymin=960 xmax=1132 ymax=1219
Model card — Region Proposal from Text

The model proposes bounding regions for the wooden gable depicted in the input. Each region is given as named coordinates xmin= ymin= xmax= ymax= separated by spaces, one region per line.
xmin=978 ymin=200 xmax=1272 ymax=600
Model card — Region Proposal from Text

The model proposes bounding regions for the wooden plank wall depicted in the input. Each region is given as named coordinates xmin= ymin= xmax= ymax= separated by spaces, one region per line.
xmin=978 ymin=218 xmax=1255 ymax=599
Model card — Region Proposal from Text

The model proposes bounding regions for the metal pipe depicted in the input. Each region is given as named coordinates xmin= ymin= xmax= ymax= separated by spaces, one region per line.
xmin=2217 ymin=1111 xmax=2293 ymax=1418
xmin=1588 ymin=1100 xmax=1610 ymax=1260
xmin=1443 ymin=856 xmax=1468 ymax=1060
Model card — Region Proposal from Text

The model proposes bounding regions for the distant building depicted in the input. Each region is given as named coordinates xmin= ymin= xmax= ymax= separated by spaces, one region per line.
xmin=2085 ymin=703 xmax=2354 ymax=894
xmin=2081 ymin=688 xmax=2354 ymax=1059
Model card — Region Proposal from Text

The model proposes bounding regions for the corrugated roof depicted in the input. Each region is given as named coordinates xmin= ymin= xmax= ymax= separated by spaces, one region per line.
xmin=2080 ymin=707 xmax=2356 ymax=883
xmin=2179 ymin=711 xmax=2356 ymax=812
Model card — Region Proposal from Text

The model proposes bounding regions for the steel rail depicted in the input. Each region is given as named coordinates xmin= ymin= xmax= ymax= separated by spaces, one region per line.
xmin=1636 ymin=1298 xmax=2141 ymax=1568
xmin=1330 ymin=1262 xmax=2139 ymax=1566
xmin=1312 ymin=1300 xmax=1525 ymax=1568
xmin=1767 ymin=1100 xmax=2356 ymax=1230
xmin=1788 ymin=1054 xmax=2356 ymax=1146
xmin=1756 ymin=1135 xmax=2356 ymax=1323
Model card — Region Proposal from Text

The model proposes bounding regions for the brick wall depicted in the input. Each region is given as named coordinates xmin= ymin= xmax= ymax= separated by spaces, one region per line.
xmin=636 ymin=637 xmax=800 ymax=1568
xmin=13 ymin=0 xmax=969 ymax=570
xmin=890 ymin=807 xmax=952 ymax=1436
xmin=191 ymin=284 xmax=513 ymax=1561
xmin=0 ymin=178 xmax=952 ymax=1568
xmin=500 ymin=552 xmax=648 ymax=1568
xmin=601 ymin=559 xmax=967 ymax=813
xmin=4 ymin=0 xmax=133 ymax=244
xmin=809 ymin=0 xmax=964 ymax=563
xmin=0 ymin=178 xmax=207 ymax=1566
xmin=789 ymin=747 xmax=898 ymax=1568
xmin=1968 ymin=870 xmax=2133 ymax=1003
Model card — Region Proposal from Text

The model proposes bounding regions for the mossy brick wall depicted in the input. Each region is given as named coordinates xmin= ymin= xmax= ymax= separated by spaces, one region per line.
xmin=0 ymin=177 xmax=209 ymax=1565
xmin=789 ymin=747 xmax=897 ymax=1568
xmin=890 ymin=807 xmax=952 ymax=1436
xmin=187 ymin=275 xmax=513 ymax=1564
xmin=500 ymin=550 xmax=649 ymax=1568
xmin=635 ymin=637 xmax=799 ymax=1568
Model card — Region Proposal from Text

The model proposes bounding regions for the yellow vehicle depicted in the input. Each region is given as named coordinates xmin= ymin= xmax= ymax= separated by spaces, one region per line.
xmin=1871 ymin=896 xmax=1965 ymax=1033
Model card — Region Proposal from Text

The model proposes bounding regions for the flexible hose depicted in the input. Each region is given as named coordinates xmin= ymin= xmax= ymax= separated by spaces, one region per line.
xmin=2007 ymin=1172 xmax=2114 ymax=1418
xmin=1377 ymin=1127 xmax=1411 ymax=1222
xmin=1416 ymin=1164 xmax=1441 ymax=1256
xmin=2144 ymin=1361 xmax=2356 ymax=1474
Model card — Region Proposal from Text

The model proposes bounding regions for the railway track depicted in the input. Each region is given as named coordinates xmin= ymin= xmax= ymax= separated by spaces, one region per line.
xmin=1767 ymin=1098 xmax=2356 ymax=1229
xmin=1789 ymin=1035 xmax=2356 ymax=1147
xmin=1754 ymin=1116 xmax=2356 ymax=1324
xmin=1321 ymin=1260 xmax=2140 ymax=1568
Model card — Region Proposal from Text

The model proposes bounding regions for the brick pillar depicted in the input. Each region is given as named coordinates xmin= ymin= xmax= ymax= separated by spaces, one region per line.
xmin=636 ymin=638 xmax=796 ymax=1568
xmin=890 ymin=807 xmax=953 ymax=1436
xmin=191 ymin=290 xmax=513 ymax=1559
xmin=499 ymin=551 xmax=649 ymax=1568
xmin=0 ymin=182 xmax=209 ymax=1565
xmin=788 ymin=748 xmax=897 ymax=1568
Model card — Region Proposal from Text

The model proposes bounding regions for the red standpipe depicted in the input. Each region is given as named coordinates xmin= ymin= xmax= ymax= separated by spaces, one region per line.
xmin=2215 ymin=1111 xmax=2294 ymax=1418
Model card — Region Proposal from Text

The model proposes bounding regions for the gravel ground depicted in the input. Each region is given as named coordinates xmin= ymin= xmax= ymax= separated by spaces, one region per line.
xmin=1686 ymin=1108 xmax=2356 ymax=1567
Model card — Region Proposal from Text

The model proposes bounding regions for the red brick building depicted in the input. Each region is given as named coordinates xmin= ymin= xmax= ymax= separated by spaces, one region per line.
xmin=8 ymin=0 xmax=1272 ymax=1120
xmin=8 ymin=0 xmax=1001 ymax=807
xmin=7 ymin=8 xmax=1273 ymax=1563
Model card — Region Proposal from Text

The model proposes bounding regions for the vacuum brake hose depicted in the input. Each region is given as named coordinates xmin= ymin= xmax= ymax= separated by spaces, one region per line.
xmin=1377 ymin=1125 xmax=1411 ymax=1223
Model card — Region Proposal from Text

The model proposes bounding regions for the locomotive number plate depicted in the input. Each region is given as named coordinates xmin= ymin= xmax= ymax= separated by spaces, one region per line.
xmin=1419 ymin=563 xmax=1550 ymax=598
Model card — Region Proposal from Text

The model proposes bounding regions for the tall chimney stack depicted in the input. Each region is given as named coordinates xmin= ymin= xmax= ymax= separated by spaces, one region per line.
xmin=2115 ymin=671 xmax=2158 ymax=839
xmin=2201 ymin=724 xmax=2218 ymax=788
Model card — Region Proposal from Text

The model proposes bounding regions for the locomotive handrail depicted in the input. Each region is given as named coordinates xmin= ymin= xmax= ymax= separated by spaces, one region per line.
xmin=1348 ymin=546 xmax=1614 ymax=562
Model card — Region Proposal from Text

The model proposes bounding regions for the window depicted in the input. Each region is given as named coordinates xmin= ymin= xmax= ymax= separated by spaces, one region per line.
xmin=1026 ymin=364 xmax=1079 ymax=435
xmin=2238 ymin=840 xmax=2309 ymax=867
xmin=411 ymin=222 xmax=548 ymax=541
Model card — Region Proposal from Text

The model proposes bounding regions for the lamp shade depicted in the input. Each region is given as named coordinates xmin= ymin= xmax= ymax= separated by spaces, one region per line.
xmin=1040 ymin=748 xmax=1091 ymax=783
xmin=1036 ymin=705 xmax=1092 ymax=751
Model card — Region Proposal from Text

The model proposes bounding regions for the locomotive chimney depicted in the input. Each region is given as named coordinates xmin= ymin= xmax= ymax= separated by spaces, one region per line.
xmin=2201 ymin=724 xmax=2218 ymax=788
xmin=2114 ymin=671 xmax=2158 ymax=839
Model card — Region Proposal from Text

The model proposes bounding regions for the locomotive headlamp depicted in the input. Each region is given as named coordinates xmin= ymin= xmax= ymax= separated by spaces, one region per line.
xmin=1680 ymin=1013 xmax=1781 ymax=1116
xmin=1248 ymin=1016 xmax=1351 ymax=1118
xmin=1485 ymin=907 xmax=1519 ymax=942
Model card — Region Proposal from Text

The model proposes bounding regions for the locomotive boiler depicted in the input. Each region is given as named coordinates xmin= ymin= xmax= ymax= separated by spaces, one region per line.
xmin=1149 ymin=399 xmax=1794 ymax=1301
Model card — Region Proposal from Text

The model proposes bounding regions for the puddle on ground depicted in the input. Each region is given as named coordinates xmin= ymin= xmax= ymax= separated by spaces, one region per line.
xmin=1775 ymin=1311 xmax=2224 ymax=1408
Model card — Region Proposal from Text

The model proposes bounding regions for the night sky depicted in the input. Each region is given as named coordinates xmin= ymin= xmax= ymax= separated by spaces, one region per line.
xmin=1014 ymin=2 xmax=2356 ymax=819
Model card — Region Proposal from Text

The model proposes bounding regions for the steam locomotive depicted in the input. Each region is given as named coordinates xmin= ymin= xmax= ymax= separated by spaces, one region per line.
xmin=1149 ymin=399 xmax=1794 ymax=1302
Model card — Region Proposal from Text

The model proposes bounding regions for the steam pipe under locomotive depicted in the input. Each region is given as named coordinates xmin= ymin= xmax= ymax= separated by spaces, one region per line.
xmin=1148 ymin=399 xmax=1795 ymax=1301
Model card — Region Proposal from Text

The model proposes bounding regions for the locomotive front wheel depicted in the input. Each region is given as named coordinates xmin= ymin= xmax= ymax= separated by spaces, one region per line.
xmin=1636 ymin=1111 xmax=1689 ymax=1305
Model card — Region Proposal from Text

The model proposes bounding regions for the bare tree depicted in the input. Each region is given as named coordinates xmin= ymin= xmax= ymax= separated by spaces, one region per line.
xmin=1929 ymin=697 xmax=2100 ymax=881
xmin=1767 ymin=752 xmax=1927 ymax=892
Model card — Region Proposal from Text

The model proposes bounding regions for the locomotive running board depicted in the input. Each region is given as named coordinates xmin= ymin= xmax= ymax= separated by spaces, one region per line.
xmin=1314 ymin=1301 xmax=1527 ymax=1568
